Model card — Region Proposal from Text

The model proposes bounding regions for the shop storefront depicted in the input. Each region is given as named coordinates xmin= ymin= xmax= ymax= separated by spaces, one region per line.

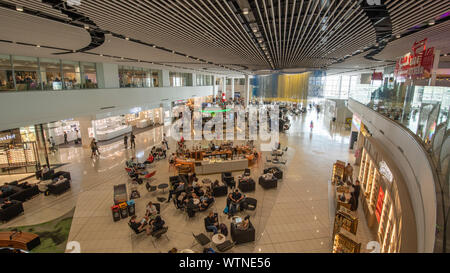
xmin=352 ymin=123 xmax=417 ymax=252
xmin=125 ymin=107 xmax=163 ymax=129
xmin=92 ymin=116 xmax=132 ymax=141
xmin=0 ymin=128 xmax=40 ymax=175
xmin=46 ymin=120 xmax=80 ymax=145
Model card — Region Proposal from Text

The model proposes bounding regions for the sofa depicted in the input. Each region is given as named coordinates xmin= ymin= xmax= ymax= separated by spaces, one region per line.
xmin=238 ymin=178 xmax=256 ymax=192
xmin=221 ymin=172 xmax=236 ymax=188
xmin=263 ymin=167 xmax=283 ymax=180
xmin=36 ymin=169 xmax=55 ymax=180
xmin=0 ymin=183 xmax=40 ymax=203
xmin=230 ymin=220 xmax=256 ymax=244
xmin=0 ymin=201 xmax=24 ymax=222
xmin=212 ymin=182 xmax=228 ymax=197
xmin=258 ymin=175 xmax=278 ymax=189
xmin=46 ymin=171 xmax=71 ymax=195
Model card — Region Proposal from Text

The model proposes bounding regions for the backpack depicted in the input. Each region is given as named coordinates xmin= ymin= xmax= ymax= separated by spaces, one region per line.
xmin=219 ymin=223 xmax=228 ymax=236
xmin=223 ymin=206 xmax=229 ymax=214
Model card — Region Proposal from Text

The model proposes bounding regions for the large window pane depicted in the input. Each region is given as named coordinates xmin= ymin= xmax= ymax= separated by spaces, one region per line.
xmin=0 ymin=54 xmax=14 ymax=91
xmin=40 ymin=58 xmax=62 ymax=90
xmin=81 ymin=62 xmax=97 ymax=89
xmin=62 ymin=60 xmax=81 ymax=90
xmin=13 ymin=56 xmax=40 ymax=91
xmin=152 ymin=70 xmax=161 ymax=87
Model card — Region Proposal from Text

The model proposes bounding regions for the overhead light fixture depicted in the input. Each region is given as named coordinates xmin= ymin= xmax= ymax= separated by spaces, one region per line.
xmin=242 ymin=8 xmax=249 ymax=15
xmin=16 ymin=6 xmax=23 ymax=12
xmin=444 ymin=53 xmax=448 ymax=57
xmin=125 ymin=37 xmax=129 ymax=40
xmin=152 ymin=45 xmax=156 ymax=48
xmin=428 ymin=20 xmax=435 ymax=25
xmin=84 ymin=25 xmax=89 ymax=30
xmin=100 ymin=54 xmax=103 ymax=57
xmin=396 ymin=34 xmax=401 ymax=38
xmin=36 ymin=45 xmax=40 ymax=48
xmin=121 ymin=57 xmax=124 ymax=60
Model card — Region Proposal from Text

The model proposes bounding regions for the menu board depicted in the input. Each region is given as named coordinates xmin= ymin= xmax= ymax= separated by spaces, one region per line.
xmin=375 ymin=187 xmax=385 ymax=223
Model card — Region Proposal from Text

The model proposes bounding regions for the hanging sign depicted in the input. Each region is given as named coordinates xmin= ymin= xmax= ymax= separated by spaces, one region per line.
xmin=394 ymin=38 xmax=436 ymax=80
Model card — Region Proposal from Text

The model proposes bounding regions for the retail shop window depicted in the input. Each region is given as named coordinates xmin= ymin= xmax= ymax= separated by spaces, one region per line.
xmin=13 ymin=56 xmax=41 ymax=91
xmin=40 ymin=58 xmax=62 ymax=90
xmin=0 ymin=55 xmax=14 ymax=91
xmin=81 ymin=62 xmax=98 ymax=89
xmin=62 ymin=60 xmax=81 ymax=90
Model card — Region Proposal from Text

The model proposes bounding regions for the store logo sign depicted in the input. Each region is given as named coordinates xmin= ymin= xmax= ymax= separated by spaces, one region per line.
xmin=379 ymin=161 xmax=393 ymax=183
xmin=394 ymin=38 xmax=435 ymax=80
xmin=0 ymin=134 xmax=15 ymax=142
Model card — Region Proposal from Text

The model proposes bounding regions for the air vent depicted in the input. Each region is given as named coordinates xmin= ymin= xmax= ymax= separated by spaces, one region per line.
xmin=100 ymin=106 xmax=116 ymax=110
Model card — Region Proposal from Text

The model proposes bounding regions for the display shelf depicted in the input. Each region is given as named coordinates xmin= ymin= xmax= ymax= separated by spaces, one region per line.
xmin=333 ymin=207 xmax=358 ymax=239
xmin=332 ymin=229 xmax=361 ymax=253
xmin=332 ymin=160 xmax=345 ymax=184
xmin=377 ymin=191 xmax=391 ymax=241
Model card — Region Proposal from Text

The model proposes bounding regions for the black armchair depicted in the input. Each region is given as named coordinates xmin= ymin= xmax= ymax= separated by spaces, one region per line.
xmin=212 ymin=183 xmax=228 ymax=197
xmin=238 ymin=178 xmax=256 ymax=192
xmin=264 ymin=167 xmax=283 ymax=180
xmin=221 ymin=172 xmax=235 ymax=188
xmin=48 ymin=179 xmax=71 ymax=195
xmin=0 ymin=201 xmax=24 ymax=222
xmin=230 ymin=221 xmax=256 ymax=244
xmin=258 ymin=175 xmax=278 ymax=189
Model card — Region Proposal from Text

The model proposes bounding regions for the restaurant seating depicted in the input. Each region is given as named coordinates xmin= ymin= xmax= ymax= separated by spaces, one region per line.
xmin=263 ymin=167 xmax=283 ymax=180
xmin=258 ymin=175 xmax=278 ymax=189
xmin=212 ymin=182 xmax=228 ymax=197
xmin=221 ymin=172 xmax=235 ymax=188
xmin=238 ymin=178 xmax=256 ymax=192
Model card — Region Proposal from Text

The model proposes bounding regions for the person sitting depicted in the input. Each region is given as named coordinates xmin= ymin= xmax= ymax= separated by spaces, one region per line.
xmin=229 ymin=188 xmax=245 ymax=218
xmin=41 ymin=165 xmax=50 ymax=179
xmin=169 ymin=153 xmax=175 ymax=164
xmin=151 ymin=146 xmax=156 ymax=157
xmin=129 ymin=215 xmax=151 ymax=235
xmin=199 ymin=193 xmax=214 ymax=211
xmin=149 ymin=215 xmax=165 ymax=233
xmin=237 ymin=215 xmax=250 ymax=230
xmin=185 ymin=197 xmax=197 ymax=217
xmin=145 ymin=201 xmax=158 ymax=219
xmin=53 ymin=175 xmax=67 ymax=185
xmin=144 ymin=154 xmax=154 ymax=164
xmin=205 ymin=211 xmax=219 ymax=234
xmin=1 ymin=199 xmax=15 ymax=209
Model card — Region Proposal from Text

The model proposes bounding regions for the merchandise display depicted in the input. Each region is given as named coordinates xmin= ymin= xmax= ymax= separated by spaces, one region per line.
xmin=333 ymin=207 xmax=358 ymax=239
xmin=332 ymin=229 xmax=361 ymax=253
xmin=94 ymin=116 xmax=132 ymax=141
xmin=46 ymin=120 xmax=80 ymax=145
xmin=331 ymin=160 xmax=345 ymax=185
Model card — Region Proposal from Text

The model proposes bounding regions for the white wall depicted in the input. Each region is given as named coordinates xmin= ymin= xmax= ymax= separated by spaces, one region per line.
xmin=0 ymin=86 xmax=213 ymax=131
xmin=348 ymin=99 xmax=437 ymax=253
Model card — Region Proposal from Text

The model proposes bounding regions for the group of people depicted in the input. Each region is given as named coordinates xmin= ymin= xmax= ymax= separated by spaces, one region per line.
xmin=124 ymin=133 xmax=136 ymax=149
xmin=169 ymin=173 xmax=215 ymax=217
xmin=338 ymin=162 xmax=361 ymax=211
xmin=90 ymin=138 xmax=101 ymax=158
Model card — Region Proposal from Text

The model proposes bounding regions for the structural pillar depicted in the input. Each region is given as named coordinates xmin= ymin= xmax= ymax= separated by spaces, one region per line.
xmin=222 ymin=76 xmax=227 ymax=101
xmin=231 ymin=77 xmax=235 ymax=99
xmin=245 ymin=75 xmax=250 ymax=107
xmin=162 ymin=70 xmax=170 ymax=87
xmin=76 ymin=116 xmax=94 ymax=148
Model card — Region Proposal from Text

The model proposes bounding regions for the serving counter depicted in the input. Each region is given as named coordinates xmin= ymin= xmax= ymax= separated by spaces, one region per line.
xmin=196 ymin=158 xmax=248 ymax=175
xmin=96 ymin=126 xmax=132 ymax=141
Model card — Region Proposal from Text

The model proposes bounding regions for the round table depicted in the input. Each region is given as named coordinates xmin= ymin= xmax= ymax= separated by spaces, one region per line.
xmin=212 ymin=233 xmax=226 ymax=245
xmin=158 ymin=183 xmax=169 ymax=193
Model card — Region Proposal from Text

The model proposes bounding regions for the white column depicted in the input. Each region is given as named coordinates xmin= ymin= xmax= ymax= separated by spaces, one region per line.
xmin=162 ymin=70 xmax=170 ymax=87
xmin=192 ymin=73 xmax=197 ymax=87
xmin=75 ymin=116 xmax=94 ymax=148
xmin=222 ymin=77 xmax=227 ymax=100
xmin=245 ymin=75 xmax=250 ymax=107
xmin=231 ymin=77 xmax=235 ymax=99
xmin=212 ymin=75 xmax=216 ymax=98
xmin=96 ymin=63 xmax=119 ymax=89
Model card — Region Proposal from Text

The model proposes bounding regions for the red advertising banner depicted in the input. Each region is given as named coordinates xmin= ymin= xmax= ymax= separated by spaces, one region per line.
xmin=372 ymin=72 xmax=383 ymax=81
xmin=375 ymin=187 xmax=385 ymax=223
xmin=394 ymin=38 xmax=435 ymax=80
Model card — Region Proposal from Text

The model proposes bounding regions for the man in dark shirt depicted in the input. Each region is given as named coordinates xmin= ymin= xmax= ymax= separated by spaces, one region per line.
xmin=129 ymin=215 xmax=150 ymax=235
xmin=1 ymin=200 xmax=14 ymax=209
xmin=130 ymin=133 xmax=136 ymax=149
xmin=229 ymin=189 xmax=244 ymax=217
xmin=205 ymin=212 xmax=219 ymax=234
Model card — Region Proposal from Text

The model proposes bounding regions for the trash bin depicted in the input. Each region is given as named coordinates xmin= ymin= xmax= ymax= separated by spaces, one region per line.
xmin=119 ymin=202 xmax=128 ymax=218
xmin=111 ymin=205 xmax=120 ymax=222
xmin=127 ymin=200 xmax=136 ymax=216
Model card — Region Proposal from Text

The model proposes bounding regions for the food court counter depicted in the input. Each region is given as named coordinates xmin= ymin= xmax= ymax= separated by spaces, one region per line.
xmin=195 ymin=158 xmax=248 ymax=175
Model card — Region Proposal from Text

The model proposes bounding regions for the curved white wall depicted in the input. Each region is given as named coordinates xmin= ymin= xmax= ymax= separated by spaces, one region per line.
xmin=0 ymin=86 xmax=213 ymax=131
xmin=348 ymin=99 xmax=437 ymax=253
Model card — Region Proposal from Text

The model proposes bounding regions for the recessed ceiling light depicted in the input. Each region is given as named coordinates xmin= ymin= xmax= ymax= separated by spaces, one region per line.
xmin=16 ymin=6 xmax=23 ymax=12
xmin=243 ymin=8 xmax=249 ymax=15
xmin=396 ymin=34 xmax=401 ymax=38
xmin=36 ymin=45 xmax=40 ymax=48
xmin=125 ymin=37 xmax=129 ymax=40
xmin=100 ymin=54 xmax=103 ymax=56
xmin=84 ymin=25 xmax=89 ymax=30
xmin=428 ymin=20 xmax=435 ymax=25
xmin=152 ymin=45 xmax=156 ymax=48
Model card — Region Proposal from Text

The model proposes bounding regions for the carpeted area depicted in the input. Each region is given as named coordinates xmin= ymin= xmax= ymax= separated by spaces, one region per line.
xmin=0 ymin=208 xmax=74 ymax=253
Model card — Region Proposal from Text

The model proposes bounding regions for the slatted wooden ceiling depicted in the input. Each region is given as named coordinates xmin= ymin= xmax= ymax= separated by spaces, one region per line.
xmin=0 ymin=0 xmax=448 ymax=75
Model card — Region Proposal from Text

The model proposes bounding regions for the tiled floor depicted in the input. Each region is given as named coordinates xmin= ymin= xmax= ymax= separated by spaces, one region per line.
xmin=1 ymin=109 xmax=375 ymax=252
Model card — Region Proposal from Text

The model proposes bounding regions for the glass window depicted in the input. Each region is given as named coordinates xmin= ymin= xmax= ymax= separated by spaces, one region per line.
xmin=152 ymin=70 xmax=161 ymax=87
xmin=62 ymin=60 xmax=81 ymax=90
xmin=13 ymin=56 xmax=40 ymax=91
xmin=40 ymin=58 xmax=62 ymax=90
xmin=0 ymin=55 xmax=14 ymax=91
xmin=81 ymin=62 xmax=97 ymax=89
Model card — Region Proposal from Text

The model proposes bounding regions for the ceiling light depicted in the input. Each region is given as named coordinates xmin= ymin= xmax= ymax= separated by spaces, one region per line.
xmin=125 ymin=37 xmax=129 ymax=40
xmin=152 ymin=45 xmax=156 ymax=48
xmin=444 ymin=53 xmax=448 ymax=57
xmin=100 ymin=54 xmax=103 ymax=57
xmin=243 ymin=8 xmax=249 ymax=15
xmin=36 ymin=45 xmax=40 ymax=48
xmin=84 ymin=25 xmax=89 ymax=30
xmin=428 ymin=20 xmax=435 ymax=25
xmin=121 ymin=57 xmax=124 ymax=60
xmin=396 ymin=34 xmax=401 ymax=38
xmin=16 ymin=6 xmax=23 ymax=12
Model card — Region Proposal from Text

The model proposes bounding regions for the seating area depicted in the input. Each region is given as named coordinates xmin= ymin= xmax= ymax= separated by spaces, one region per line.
xmin=258 ymin=173 xmax=278 ymax=189
xmin=0 ymin=181 xmax=40 ymax=222
xmin=263 ymin=167 xmax=283 ymax=180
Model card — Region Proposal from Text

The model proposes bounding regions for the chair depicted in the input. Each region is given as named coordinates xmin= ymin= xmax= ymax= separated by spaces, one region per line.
xmin=216 ymin=240 xmax=234 ymax=252
xmin=192 ymin=233 xmax=211 ymax=248
xmin=259 ymin=175 xmax=278 ymax=189
xmin=243 ymin=168 xmax=251 ymax=177
xmin=145 ymin=171 xmax=156 ymax=179
xmin=238 ymin=178 xmax=256 ymax=192
xmin=221 ymin=172 xmax=235 ymax=188
xmin=230 ymin=221 xmax=256 ymax=245
xmin=145 ymin=182 xmax=157 ymax=193
xmin=151 ymin=226 xmax=169 ymax=248
xmin=244 ymin=197 xmax=257 ymax=211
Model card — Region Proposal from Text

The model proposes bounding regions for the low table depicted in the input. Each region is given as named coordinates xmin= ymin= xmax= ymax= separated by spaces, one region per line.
xmin=158 ymin=183 xmax=169 ymax=193
xmin=212 ymin=233 xmax=227 ymax=245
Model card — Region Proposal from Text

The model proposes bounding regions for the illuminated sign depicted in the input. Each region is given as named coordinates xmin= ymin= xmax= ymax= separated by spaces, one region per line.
xmin=379 ymin=161 xmax=393 ymax=183
xmin=394 ymin=38 xmax=436 ymax=80
xmin=0 ymin=134 xmax=16 ymax=142
xmin=375 ymin=187 xmax=385 ymax=223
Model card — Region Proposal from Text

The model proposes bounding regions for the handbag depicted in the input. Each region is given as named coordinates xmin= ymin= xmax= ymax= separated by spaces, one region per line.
xmin=223 ymin=205 xmax=229 ymax=214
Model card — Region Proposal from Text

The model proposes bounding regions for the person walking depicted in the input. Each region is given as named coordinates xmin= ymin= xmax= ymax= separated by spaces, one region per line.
xmin=162 ymin=133 xmax=169 ymax=150
xmin=344 ymin=163 xmax=354 ymax=183
xmin=124 ymin=135 xmax=128 ymax=149
xmin=130 ymin=133 xmax=136 ymax=149
xmin=310 ymin=121 xmax=314 ymax=131
xmin=90 ymin=138 xmax=98 ymax=158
